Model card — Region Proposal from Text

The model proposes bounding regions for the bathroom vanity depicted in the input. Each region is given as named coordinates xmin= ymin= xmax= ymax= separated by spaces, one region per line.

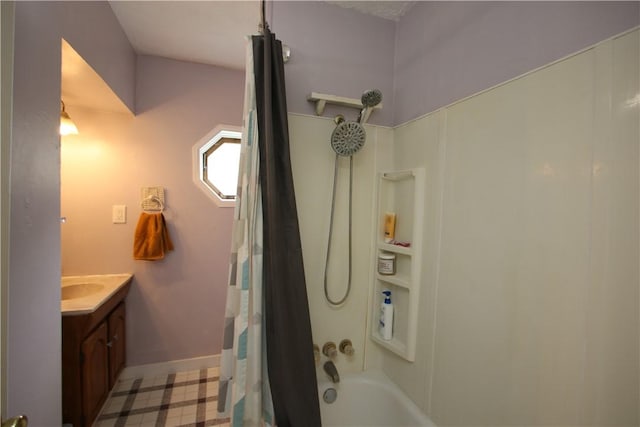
xmin=61 ymin=274 xmax=133 ymax=427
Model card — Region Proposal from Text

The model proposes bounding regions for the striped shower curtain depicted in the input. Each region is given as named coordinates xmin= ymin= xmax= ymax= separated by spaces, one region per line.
xmin=218 ymin=28 xmax=321 ymax=427
xmin=217 ymin=37 xmax=274 ymax=427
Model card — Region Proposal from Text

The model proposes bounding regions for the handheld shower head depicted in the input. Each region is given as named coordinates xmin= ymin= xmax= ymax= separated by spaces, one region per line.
xmin=361 ymin=89 xmax=383 ymax=108
xmin=358 ymin=89 xmax=383 ymax=124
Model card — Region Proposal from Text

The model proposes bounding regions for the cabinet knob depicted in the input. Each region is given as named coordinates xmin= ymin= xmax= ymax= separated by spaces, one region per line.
xmin=113 ymin=334 xmax=119 ymax=341
xmin=106 ymin=341 xmax=113 ymax=348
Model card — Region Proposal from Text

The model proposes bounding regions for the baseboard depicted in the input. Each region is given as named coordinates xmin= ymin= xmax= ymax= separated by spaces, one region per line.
xmin=120 ymin=354 xmax=220 ymax=379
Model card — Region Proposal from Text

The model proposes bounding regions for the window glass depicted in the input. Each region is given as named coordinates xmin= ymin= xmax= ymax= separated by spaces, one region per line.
xmin=193 ymin=128 xmax=242 ymax=207
xmin=203 ymin=138 xmax=241 ymax=199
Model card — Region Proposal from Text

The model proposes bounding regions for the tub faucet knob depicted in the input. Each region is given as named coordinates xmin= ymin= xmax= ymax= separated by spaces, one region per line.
xmin=322 ymin=342 xmax=338 ymax=359
xmin=339 ymin=339 xmax=355 ymax=356
xmin=313 ymin=344 xmax=320 ymax=365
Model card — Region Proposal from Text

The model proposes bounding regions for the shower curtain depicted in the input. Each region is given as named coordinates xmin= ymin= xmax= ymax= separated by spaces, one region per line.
xmin=217 ymin=28 xmax=321 ymax=427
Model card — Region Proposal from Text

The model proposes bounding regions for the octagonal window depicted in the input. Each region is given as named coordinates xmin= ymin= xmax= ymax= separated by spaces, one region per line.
xmin=203 ymin=137 xmax=241 ymax=199
xmin=193 ymin=126 xmax=242 ymax=207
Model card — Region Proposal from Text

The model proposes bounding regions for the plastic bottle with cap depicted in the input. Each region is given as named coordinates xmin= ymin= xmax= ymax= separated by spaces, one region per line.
xmin=379 ymin=290 xmax=394 ymax=340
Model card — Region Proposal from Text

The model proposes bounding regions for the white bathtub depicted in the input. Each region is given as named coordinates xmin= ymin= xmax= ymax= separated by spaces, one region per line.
xmin=318 ymin=369 xmax=436 ymax=427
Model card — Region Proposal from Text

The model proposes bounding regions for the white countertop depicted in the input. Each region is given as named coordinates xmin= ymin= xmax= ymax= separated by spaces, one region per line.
xmin=61 ymin=273 xmax=133 ymax=316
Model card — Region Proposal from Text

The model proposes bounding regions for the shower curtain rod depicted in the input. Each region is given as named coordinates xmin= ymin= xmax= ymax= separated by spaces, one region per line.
xmin=260 ymin=0 xmax=269 ymax=33
xmin=257 ymin=1 xmax=292 ymax=64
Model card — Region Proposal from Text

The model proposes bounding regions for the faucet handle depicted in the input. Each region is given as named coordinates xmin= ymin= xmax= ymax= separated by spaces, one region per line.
xmin=322 ymin=342 xmax=338 ymax=359
xmin=1 ymin=415 xmax=28 ymax=427
xmin=339 ymin=339 xmax=355 ymax=356
xmin=313 ymin=344 xmax=320 ymax=364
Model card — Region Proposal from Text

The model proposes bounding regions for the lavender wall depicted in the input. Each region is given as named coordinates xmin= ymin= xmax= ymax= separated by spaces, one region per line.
xmin=272 ymin=2 xmax=639 ymax=127
xmin=9 ymin=2 xmax=135 ymax=424
xmin=393 ymin=1 xmax=640 ymax=124
xmin=271 ymin=1 xmax=396 ymax=126
xmin=59 ymin=1 xmax=136 ymax=112
xmin=10 ymin=4 xmax=62 ymax=424
xmin=61 ymin=55 xmax=244 ymax=366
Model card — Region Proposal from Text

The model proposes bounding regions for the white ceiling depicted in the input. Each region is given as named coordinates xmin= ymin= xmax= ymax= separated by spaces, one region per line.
xmin=108 ymin=1 xmax=414 ymax=70
xmin=109 ymin=1 xmax=261 ymax=70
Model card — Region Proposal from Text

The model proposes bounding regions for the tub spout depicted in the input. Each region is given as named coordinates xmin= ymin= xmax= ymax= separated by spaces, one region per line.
xmin=323 ymin=361 xmax=340 ymax=383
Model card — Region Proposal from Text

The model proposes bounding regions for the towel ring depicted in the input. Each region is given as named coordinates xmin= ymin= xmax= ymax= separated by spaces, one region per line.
xmin=141 ymin=195 xmax=164 ymax=212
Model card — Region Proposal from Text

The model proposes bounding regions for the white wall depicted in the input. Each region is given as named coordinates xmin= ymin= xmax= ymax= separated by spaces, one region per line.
xmin=288 ymin=114 xmax=393 ymax=375
xmin=386 ymin=28 xmax=639 ymax=425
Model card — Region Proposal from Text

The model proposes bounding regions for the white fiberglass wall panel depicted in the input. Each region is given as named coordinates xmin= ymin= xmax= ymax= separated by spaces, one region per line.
xmin=289 ymin=114 xmax=391 ymax=375
xmin=430 ymin=49 xmax=594 ymax=425
xmin=426 ymin=30 xmax=639 ymax=426
xmin=580 ymin=29 xmax=639 ymax=425
xmin=379 ymin=112 xmax=443 ymax=412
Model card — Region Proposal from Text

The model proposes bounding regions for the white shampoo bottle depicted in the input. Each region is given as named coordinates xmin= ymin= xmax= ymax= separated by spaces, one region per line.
xmin=380 ymin=290 xmax=394 ymax=340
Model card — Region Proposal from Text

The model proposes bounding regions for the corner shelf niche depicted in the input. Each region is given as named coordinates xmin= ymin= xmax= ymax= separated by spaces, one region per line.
xmin=370 ymin=168 xmax=424 ymax=362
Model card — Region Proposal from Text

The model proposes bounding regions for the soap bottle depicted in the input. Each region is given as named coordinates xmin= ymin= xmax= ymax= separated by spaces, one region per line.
xmin=383 ymin=212 xmax=396 ymax=243
xmin=379 ymin=290 xmax=394 ymax=340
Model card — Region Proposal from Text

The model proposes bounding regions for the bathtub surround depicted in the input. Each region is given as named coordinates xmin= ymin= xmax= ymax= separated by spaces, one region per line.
xmin=274 ymin=3 xmax=639 ymax=425
xmin=289 ymin=116 xmax=388 ymax=377
xmin=290 ymin=27 xmax=639 ymax=426
xmin=387 ymin=29 xmax=639 ymax=426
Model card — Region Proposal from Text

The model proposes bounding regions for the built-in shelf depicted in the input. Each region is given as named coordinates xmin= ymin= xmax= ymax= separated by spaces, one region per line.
xmin=371 ymin=332 xmax=407 ymax=356
xmin=376 ymin=274 xmax=410 ymax=289
xmin=377 ymin=242 xmax=413 ymax=256
xmin=370 ymin=168 xmax=424 ymax=362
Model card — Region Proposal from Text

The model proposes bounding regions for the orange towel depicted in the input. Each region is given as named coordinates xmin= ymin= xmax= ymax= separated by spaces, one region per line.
xmin=133 ymin=212 xmax=174 ymax=260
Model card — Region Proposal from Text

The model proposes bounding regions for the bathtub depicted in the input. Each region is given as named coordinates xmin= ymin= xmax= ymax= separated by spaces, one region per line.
xmin=318 ymin=369 xmax=436 ymax=426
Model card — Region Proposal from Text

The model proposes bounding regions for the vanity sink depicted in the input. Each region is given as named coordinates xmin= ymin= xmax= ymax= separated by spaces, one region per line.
xmin=61 ymin=273 xmax=133 ymax=316
xmin=61 ymin=283 xmax=105 ymax=300
xmin=61 ymin=273 xmax=133 ymax=426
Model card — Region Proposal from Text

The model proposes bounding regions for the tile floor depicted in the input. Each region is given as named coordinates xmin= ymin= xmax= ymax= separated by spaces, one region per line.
xmin=95 ymin=367 xmax=230 ymax=427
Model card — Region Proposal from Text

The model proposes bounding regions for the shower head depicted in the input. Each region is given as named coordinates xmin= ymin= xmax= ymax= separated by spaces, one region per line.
xmin=361 ymin=89 xmax=383 ymax=108
xmin=358 ymin=89 xmax=383 ymax=124
xmin=331 ymin=120 xmax=366 ymax=156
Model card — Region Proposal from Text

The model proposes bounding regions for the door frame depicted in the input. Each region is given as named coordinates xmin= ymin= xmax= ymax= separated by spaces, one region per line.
xmin=0 ymin=0 xmax=15 ymax=419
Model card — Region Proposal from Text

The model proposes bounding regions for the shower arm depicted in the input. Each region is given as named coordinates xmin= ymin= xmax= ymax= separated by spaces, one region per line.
xmin=307 ymin=92 xmax=383 ymax=122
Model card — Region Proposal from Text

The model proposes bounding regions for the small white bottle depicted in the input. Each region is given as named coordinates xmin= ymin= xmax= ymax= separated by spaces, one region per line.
xmin=379 ymin=290 xmax=394 ymax=340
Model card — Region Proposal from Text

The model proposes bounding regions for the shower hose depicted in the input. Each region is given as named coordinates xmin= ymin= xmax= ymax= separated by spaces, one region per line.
xmin=323 ymin=153 xmax=353 ymax=306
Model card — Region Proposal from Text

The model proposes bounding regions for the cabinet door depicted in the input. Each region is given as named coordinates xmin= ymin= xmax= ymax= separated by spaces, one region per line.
xmin=108 ymin=302 xmax=126 ymax=388
xmin=81 ymin=321 xmax=110 ymax=426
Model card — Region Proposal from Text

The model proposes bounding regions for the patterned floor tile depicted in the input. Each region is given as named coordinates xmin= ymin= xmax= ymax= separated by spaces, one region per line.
xmin=96 ymin=367 xmax=230 ymax=426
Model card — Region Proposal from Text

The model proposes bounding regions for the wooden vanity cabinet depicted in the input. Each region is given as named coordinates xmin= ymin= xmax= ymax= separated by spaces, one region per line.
xmin=81 ymin=321 xmax=110 ymax=425
xmin=108 ymin=302 xmax=126 ymax=387
xmin=62 ymin=283 xmax=130 ymax=427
